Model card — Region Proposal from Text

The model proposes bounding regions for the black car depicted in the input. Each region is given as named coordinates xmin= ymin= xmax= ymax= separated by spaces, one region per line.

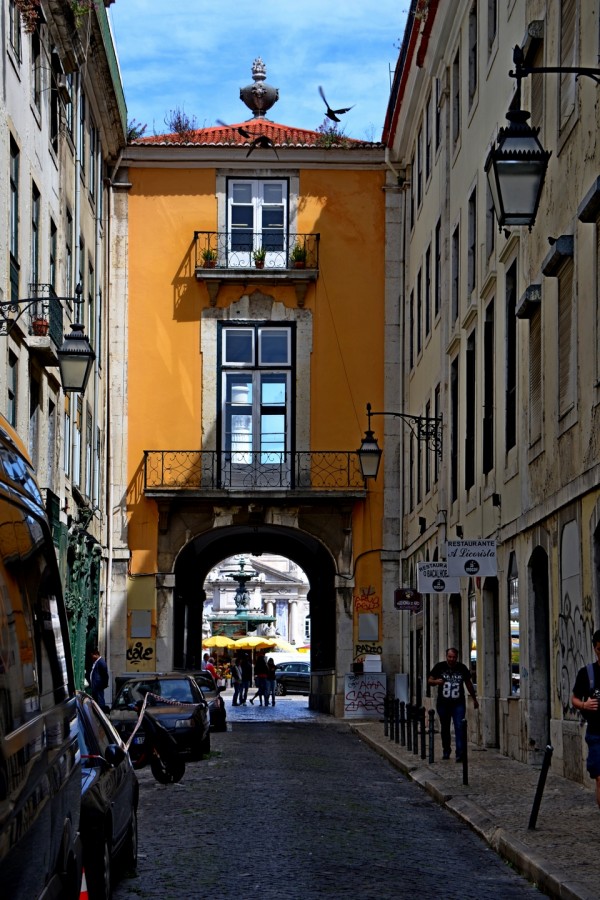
xmin=110 ymin=674 xmax=211 ymax=762
xmin=192 ymin=671 xmax=228 ymax=732
xmin=77 ymin=692 xmax=139 ymax=900
xmin=275 ymin=661 xmax=311 ymax=695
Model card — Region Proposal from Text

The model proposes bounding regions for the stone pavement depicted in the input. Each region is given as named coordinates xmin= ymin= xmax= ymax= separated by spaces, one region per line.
xmin=349 ymin=720 xmax=598 ymax=900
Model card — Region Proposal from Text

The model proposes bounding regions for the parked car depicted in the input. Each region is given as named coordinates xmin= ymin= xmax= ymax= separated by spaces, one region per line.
xmin=192 ymin=671 xmax=228 ymax=731
xmin=0 ymin=415 xmax=82 ymax=899
xmin=275 ymin=661 xmax=311 ymax=695
xmin=77 ymin=692 xmax=139 ymax=900
xmin=110 ymin=674 xmax=211 ymax=762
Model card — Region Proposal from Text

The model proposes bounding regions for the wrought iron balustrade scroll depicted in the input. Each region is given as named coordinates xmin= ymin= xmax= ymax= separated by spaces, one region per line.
xmin=144 ymin=450 xmax=364 ymax=491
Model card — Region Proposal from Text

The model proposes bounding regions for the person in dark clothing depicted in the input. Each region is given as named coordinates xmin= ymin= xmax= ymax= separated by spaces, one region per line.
xmin=428 ymin=647 xmax=478 ymax=761
xmin=231 ymin=656 xmax=243 ymax=707
xmin=267 ymin=656 xmax=277 ymax=706
xmin=250 ymin=649 xmax=269 ymax=706
xmin=240 ymin=654 xmax=252 ymax=704
xmin=89 ymin=648 xmax=109 ymax=711
xmin=572 ymin=629 xmax=600 ymax=808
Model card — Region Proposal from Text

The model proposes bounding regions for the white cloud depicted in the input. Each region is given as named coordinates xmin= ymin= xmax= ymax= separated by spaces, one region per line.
xmin=109 ymin=0 xmax=409 ymax=138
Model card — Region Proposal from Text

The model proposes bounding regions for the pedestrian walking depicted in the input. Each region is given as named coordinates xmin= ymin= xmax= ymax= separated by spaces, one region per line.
xmin=572 ymin=629 xmax=600 ymax=809
xmin=267 ymin=656 xmax=277 ymax=706
xmin=231 ymin=656 xmax=243 ymax=707
xmin=240 ymin=653 xmax=252 ymax=704
xmin=250 ymin=649 xmax=269 ymax=706
xmin=89 ymin=647 xmax=109 ymax=711
xmin=206 ymin=656 xmax=217 ymax=679
xmin=201 ymin=652 xmax=210 ymax=671
xmin=428 ymin=647 xmax=478 ymax=761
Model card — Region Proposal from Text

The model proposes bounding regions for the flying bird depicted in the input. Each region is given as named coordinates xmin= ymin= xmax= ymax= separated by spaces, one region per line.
xmin=216 ymin=120 xmax=253 ymax=139
xmin=246 ymin=134 xmax=279 ymax=159
xmin=318 ymin=86 xmax=354 ymax=123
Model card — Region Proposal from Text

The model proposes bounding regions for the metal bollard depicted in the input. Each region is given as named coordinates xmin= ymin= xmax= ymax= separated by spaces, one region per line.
xmin=412 ymin=709 xmax=419 ymax=755
xmin=406 ymin=705 xmax=413 ymax=751
xmin=461 ymin=718 xmax=468 ymax=785
xmin=420 ymin=707 xmax=427 ymax=759
xmin=528 ymin=745 xmax=554 ymax=830
xmin=394 ymin=698 xmax=400 ymax=744
xmin=428 ymin=709 xmax=436 ymax=763
xmin=383 ymin=695 xmax=389 ymax=737
xmin=399 ymin=701 xmax=406 ymax=746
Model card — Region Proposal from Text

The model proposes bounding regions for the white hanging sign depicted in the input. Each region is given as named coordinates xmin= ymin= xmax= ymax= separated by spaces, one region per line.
xmin=446 ymin=539 xmax=497 ymax=577
xmin=416 ymin=562 xmax=461 ymax=594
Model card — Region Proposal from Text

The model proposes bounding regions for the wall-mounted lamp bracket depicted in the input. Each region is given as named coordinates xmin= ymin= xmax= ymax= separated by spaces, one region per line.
xmin=357 ymin=402 xmax=443 ymax=480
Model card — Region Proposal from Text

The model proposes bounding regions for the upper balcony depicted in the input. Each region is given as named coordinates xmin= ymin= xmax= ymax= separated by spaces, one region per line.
xmin=143 ymin=449 xmax=365 ymax=502
xmin=194 ymin=231 xmax=320 ymax=306
xmin=1 ymin=283 xmax=66 ymax=366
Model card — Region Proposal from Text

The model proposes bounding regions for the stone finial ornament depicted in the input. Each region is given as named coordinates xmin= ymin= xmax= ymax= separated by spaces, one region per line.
xmin=240 ymin=58 xmax=279 ymax=118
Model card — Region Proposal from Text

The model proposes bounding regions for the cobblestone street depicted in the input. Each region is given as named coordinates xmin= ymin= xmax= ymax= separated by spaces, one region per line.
xmin=113 ymin=700 xmax=541 ymax=900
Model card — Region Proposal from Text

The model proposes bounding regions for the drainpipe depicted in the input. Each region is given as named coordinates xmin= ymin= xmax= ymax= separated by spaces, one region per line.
xmin=103 ymin=148 xmax=124 ymax=687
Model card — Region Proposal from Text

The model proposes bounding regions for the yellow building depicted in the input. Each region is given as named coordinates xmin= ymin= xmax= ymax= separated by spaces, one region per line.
xmin=109 ymin=60 xmax=393 ymax=714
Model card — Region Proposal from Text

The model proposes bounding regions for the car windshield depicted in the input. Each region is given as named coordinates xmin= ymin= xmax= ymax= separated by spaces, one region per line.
xmin=115 ymin=678 xmax=200 ymax=708
xmin=194 ymin=673 xmax=216 ymax=692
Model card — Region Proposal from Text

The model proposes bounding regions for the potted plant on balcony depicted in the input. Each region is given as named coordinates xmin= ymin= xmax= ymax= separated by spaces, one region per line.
xmin=32 ymin=317 xmax=49 ymax=336
xmin=290 ymin=242 xmax=307 ymax=269
xmin=253 ymin=247 xmax=266 ymax=269
xmin=202 ymin=248 xmax=217 ymax=269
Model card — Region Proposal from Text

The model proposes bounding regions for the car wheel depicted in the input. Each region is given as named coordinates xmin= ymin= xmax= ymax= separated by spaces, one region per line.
xmin=200 ymin=731 xmax=211 ymax=757
xmin=150 ymin=752 xmax=185 ymax=784
xmin=275 ymin=682 xmax=286 ymax=696
xmin=86 ymin=837 xmax=111 ymax=900
xmin=120 ymin=807 xmax=138 ymax=874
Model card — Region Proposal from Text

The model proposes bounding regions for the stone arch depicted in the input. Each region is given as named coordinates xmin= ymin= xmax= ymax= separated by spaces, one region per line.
xmin=166 ymin=522 xmax=343 ymax=714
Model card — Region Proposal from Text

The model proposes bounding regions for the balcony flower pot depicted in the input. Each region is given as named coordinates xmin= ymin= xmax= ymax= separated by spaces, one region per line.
xmin=32 ymin=318 xmax=49 ymax=336
xmin=202 ymin=249 xmax=217 ymax=268
xmin=290 ymin=242 xmax=307 ymax=269
xmin=252 ymin=247 xmax=266 ymax=268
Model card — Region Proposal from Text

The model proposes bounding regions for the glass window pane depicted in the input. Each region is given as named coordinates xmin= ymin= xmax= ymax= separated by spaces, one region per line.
xmin=232 ymin=183 xmax=253 ymax=203
xmin=231 ymin=207 xmax=253 ymax=227
xmin=261 ymin=377 xmax=286 ymax=406
xmin=224 ymin=330 xmax=254 ymax=364
xmin=225 ymin=375 xmax=253 ymax=462
xmin=262 ymin=208 xmax=283 ymax=228
xmin=261 ymin=414 xmax=285 ymax=454
xmin=259 ymin=330 xmax=289 ymax=364
xmin=263 ymin=183 xmax=283 ymax=203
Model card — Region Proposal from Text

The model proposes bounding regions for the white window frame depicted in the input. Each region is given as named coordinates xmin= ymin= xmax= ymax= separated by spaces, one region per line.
xmin=227 ymin=179 xmax=288 ymax=268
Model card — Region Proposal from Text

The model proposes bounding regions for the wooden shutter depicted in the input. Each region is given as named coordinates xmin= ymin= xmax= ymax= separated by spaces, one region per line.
xmin=560 ymin=0 xmax=577 ymax=127
xmin=529 ymin=307 xmax=542 ymax=442
xmin=558 ymin=261 xmax=574 ymax=414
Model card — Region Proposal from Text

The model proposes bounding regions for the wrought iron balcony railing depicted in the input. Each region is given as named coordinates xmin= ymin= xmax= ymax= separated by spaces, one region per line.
xmin=144 ymin=450 xmax=365 ymax=492
xmin=194 ymin=231 xmax=320 ymax=271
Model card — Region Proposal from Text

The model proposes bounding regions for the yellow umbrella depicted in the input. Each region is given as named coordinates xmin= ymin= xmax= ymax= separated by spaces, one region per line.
xmin=203 ymin=635 xmax=236 ymax=648
xmin=233 ymin=636 xmax=277 ymax=650
xmin=297 ymin=645 xmax=311 ymax=654
xmin=271 ymin=639 xmax=296 ymax=652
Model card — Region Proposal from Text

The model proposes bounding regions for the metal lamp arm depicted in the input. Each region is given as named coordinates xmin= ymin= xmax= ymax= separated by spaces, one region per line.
xmin=366 ymin=403 xmax=442 ymax=456
xmin=510 ymin=44 xmax=600 ymax=87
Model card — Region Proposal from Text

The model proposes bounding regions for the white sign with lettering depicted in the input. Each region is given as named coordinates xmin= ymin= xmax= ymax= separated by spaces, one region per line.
xmin=417 ymin=562 xmax=461 ymax=594
xmin=446 ymin=540 xmax=497 ymax=577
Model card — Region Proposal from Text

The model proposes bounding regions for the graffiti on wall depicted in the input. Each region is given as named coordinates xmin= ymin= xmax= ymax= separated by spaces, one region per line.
xmin=344 ymin=673 xmax=386 ymax=718
xmin=353 ymin=585 xmax=382 ymax=658
xmin=555 ymin=591 xmax=593 ymax=716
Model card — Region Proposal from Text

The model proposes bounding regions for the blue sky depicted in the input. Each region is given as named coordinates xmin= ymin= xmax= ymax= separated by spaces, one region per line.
xmin=108 ymin=1 xmax=410 ymax=142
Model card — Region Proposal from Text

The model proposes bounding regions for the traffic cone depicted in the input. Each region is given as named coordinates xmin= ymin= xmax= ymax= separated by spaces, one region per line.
xmin=80 ymin=868 xmax=89 ymax=900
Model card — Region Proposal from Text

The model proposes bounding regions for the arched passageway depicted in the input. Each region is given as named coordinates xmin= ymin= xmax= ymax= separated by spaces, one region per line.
xmin=172 ymin=524 xmax=337 ymax=699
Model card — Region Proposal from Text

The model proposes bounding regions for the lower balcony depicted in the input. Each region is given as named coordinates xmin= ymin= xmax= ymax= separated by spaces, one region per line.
xmin=143 ymin=449 xmax=365 ymax=499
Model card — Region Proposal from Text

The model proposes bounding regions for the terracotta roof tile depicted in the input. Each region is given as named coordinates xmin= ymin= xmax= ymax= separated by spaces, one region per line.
xmin=133 ymin=118 xmax=381 ymax=148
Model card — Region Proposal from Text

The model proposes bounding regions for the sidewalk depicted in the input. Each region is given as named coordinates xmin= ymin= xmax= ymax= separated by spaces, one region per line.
xmin=350 ymin=721 xmax=598 ymax=900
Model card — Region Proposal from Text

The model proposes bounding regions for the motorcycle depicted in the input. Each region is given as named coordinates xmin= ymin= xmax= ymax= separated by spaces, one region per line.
xmin=128 ymin=703 xmax=186 ymax=784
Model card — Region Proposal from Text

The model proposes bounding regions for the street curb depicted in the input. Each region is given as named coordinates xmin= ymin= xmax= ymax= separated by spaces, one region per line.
xmin=351 ymin=724 xmax=589 ymax=900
